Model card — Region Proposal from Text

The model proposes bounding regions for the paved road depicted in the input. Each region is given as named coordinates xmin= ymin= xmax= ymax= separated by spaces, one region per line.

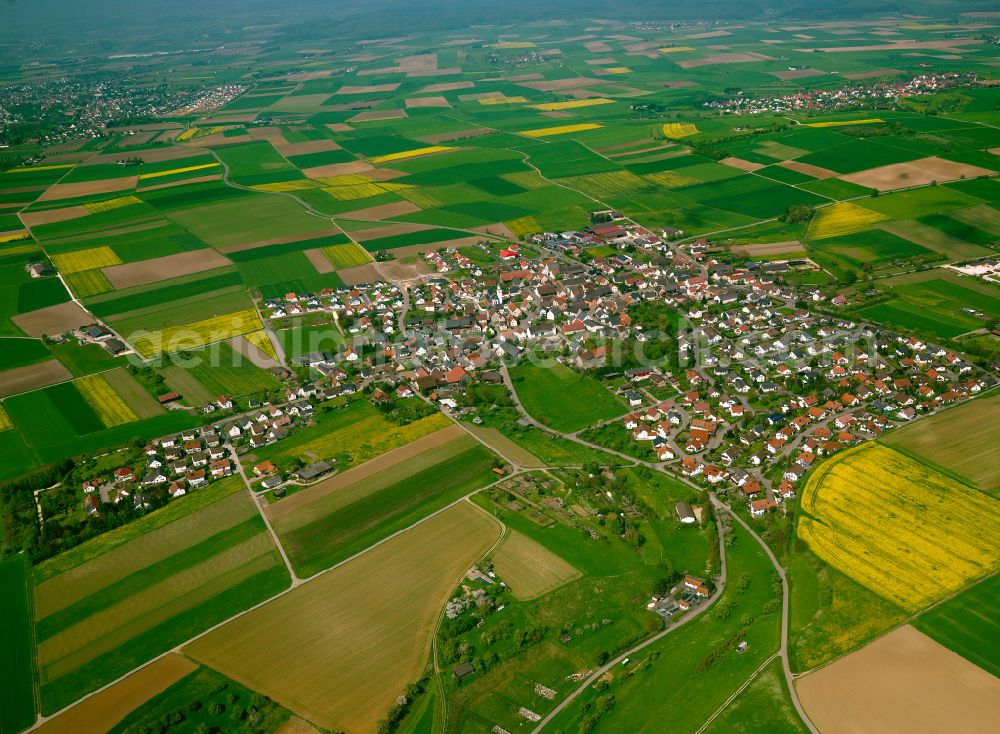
xmin=713 ymin=495 xmax=820 ymax=734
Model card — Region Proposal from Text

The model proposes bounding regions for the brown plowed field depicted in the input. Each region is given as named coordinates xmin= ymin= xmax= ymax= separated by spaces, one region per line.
xmin=797 ymin=625 xmax=1000 ymax=734
xmin=102 ymin=249 xmax=232 ymax=289
xmin=185 ymin=501 xmax=501 ymax=733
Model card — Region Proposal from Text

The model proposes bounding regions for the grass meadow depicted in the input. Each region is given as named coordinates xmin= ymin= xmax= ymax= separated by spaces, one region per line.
xmin=0 ymin=555 xmax=37 ymax=734
xmin=509 ymin=362 xmax=624 ymax=433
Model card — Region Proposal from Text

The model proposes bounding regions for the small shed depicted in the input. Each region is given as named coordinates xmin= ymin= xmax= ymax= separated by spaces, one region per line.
xmin=675 ymin=501 xmax=697 ymax=524
xmin=453 ymin=662 xmax=475 ymax=680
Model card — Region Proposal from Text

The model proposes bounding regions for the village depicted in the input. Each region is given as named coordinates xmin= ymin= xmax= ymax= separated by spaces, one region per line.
xmin=67 ymin=207 xmax=996 ymax=528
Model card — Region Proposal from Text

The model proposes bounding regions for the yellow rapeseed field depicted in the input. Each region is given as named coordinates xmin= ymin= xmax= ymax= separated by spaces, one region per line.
xmin=658 ymin=46 xmax=695 ymax=53
xmin=521 ymin=123 xmax=602 ymax=138
xmin=368 ymin=146 xmax=454 ymax=164
xmin=530 ymin=98 xmax=615 ymax=111
xmin=84 ymin=195 xmax=142 ymax=214
xmin=244 ymin=330 xmax=278 ymax=360
xmin=662 ymin=122 xmax=699 ymax=139
xmin=323 ymin=183 xmax=388 ymax=201
xmin=0 ymin=232 xmax=30 ymax=244
xmin=807 ymin=202 xmax=889 ymax=240
xmin=0 ymin=404 xmax=12 ymax=432
xmin=51 ymin=246 xmax=122 ymax=274
xmin=797 ymin=443 xmax=1000 ymax=612
xmin=175 ymin=128 xmax=199 ymax=142
xmin=139 ymin=162 xmax=220 ymax=181
xmin=478 ymin=96 xmax=529 ymax=105
xmin=603 ymin=67 xmax=631 ymax=74
xmin=132 ymin=308 xmax=263 ymax=358
xmin=77 ymin=374 xmax=138 ymax=427
xmin=321 ymin=242 xmax=372 ymax=268
xmin=251 ymin=179 xmax=323 ymax=193
xmin=805 ymin=118 xmax=885 ymax=128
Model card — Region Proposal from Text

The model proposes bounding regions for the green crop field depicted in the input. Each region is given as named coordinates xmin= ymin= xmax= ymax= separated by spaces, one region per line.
xmin=176 ymin=341 xmax=280 ymax=398
xmin=32 ymin=481 xmax=289 ymax=714
xmin=509 ymin=362 xmax=624 ymax=432
xmin=912 ymin=574 xmax=1000 ymax=677
xmin=274 ymin=441 xmax=497 ymax=576
xmin=0 ymin=555 xmax=36 ymax=734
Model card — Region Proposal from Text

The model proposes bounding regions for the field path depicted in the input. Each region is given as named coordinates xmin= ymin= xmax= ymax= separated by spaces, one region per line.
xmin=227 ymin=442 xmax=302 ymax=585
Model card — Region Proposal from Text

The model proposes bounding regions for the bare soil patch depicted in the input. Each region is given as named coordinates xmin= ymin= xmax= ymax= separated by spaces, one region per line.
xmin=348 ymin=222 xmax=432 ymax=241
xmin=472 ymin=222 xmax=518 ymax=240
xmin=301 ymin=161 xmax=374 ymax=179
xmin=337 ymin=200 xmax=420 ymax=220
xmin=247 ymin=127 xmax=290 ymax=145
xmin=797 ymin=625 xmax=1000 ymax=734
xmin=382 ymin=236 xmax=482 ymax=259
xmin=229 ymin=334 xmax=279 ymax=369
xmin=463 ymin=424 xmax=543 ymax=467
xmin=103 ymin=249 xmax=232 ymax=289
xmin=13 ymin=301 xmax=92 ymax=338
xmin=420 ymin=81 xmax=474 ymax=93
xmin=678 ymin=52 xmax=775 ymax=68
xmin=87 ymin=146 xmax=207 ymax=165
xmin=304 ymin=248 xmax=335 ymax=274
xmin=721 ymin=156 xmax=766 ymax=173
xmin=325 ymin=123 xmax=354 ymax=133
xmin=685 ymin=29 xmax=732 ymax=38
xmin=218 ymin=228 xmax=343 ymax=254
xmin=418 ymin=127 xmax=495 ymax=144
xmin=841 ymin=156 xmax=995 ymax=191
xmin=336 ymin=262 xmax=383 ymax=285
xmin=491 ymin=530 xmax=581 ymax=599
xmin=0 ymin=359 xmax=72 ymax=398
xmin=778 ymin=159 xmax=838 ymax=179
xmin=186 ymin=502 xmax=501 ymax=733
xmin=335 ymin=83 xmax=401 ymax=95
xmin=20 ymin=206 xmax=90 ymax=228
xmin=34 ymin=654 xmax=196 ymax=734
xmin=372 ymin=257 xmax=433 ymax=282
xmin=730 ymin=240 xmax=806 ymax=256
xmin=274 ymin=139 xmax=341 ymax=156
xmin=37 ymin=176 xmax=138 ymax=202
xmin=405 ymin=95 xmax=451 ymax=108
